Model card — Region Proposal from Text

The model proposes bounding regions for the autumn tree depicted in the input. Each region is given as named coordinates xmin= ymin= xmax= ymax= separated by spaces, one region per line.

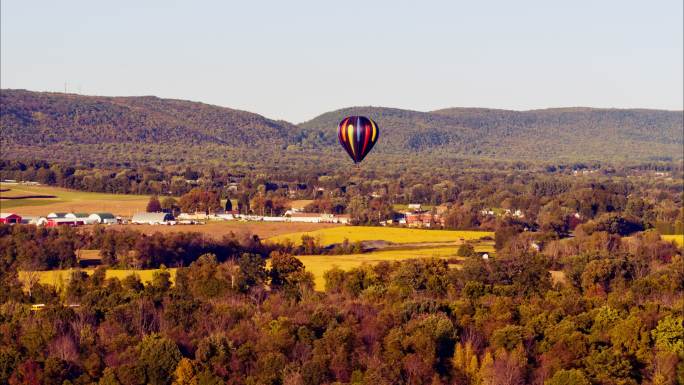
xmin=146 ymin=195 xmax=162 ymax=213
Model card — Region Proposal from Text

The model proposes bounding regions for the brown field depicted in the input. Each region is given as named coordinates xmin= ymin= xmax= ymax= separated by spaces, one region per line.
xmin=92 ymin=221 xmax=342 ymax=239
xmin=289 ymin=199 xmax=313 ymax=209
xmin=11 ymin=200 xmax=150 ymax=217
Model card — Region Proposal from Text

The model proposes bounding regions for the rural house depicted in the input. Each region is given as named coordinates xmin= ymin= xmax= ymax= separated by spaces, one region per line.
xmin=131 ymin=212 xmax=174 ymax=225
xmin=405 ymin=212 xmax=445 ymax=228
xmin=0 ymin=213 xmax=22 ymax=224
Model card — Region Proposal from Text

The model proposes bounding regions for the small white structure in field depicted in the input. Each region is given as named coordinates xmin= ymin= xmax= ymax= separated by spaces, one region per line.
xmin=88 ymin=213 xmax=117 ymax=224
xmin=482 ymin=253 xmax=489 ymax=260
xmin=262 ymin=216 xmax=288 ymax=222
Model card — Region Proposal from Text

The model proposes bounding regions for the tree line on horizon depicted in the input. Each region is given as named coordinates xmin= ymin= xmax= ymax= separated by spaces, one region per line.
xmin=2 ymin=159 xmax=682 ymax=235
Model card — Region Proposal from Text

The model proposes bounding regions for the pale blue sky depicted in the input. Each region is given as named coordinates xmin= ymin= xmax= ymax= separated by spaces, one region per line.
xmin=2 ymin=0 xmax=682 ymax=122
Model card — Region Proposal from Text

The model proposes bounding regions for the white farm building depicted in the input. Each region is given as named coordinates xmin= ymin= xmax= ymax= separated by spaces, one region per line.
xmin=131 ymin=212 xmax=174 ymax=225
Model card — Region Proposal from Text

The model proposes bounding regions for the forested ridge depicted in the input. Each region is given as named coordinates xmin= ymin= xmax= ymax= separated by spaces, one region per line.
xmin=2 ymin=89 xmax=682 ymax=166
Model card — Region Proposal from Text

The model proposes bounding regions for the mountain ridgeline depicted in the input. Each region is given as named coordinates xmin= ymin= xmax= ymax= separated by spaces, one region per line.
xmin=1 ymin=89 xmax=682 ymax=166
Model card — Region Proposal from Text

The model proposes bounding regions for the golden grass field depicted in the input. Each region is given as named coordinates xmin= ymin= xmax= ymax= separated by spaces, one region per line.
xmin=269 ymin=226 xmax=494 ymax=246
xmin=662 ymin=234 xmax=684 ymax=246
xmin=0 ymin=183 xmax=151 ymax=216
xmin=296 ymin=246 xmax=467 ymax=290
xmin=18 ymin=268 xmax=178 ymax=292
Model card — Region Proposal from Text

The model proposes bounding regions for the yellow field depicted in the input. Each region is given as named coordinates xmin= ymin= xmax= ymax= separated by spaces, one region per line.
xmin=18 ymin=268 xmax=177 ymax=292
xmin=269 ymin=226 xmax=494 ymax=246
xmin=662 ymin=234 xmax=683 ymax=246
xmin=297 ymin=246 xmax=466 ymax=290
xmin=0 ymin=183 xmax=151 ymax=216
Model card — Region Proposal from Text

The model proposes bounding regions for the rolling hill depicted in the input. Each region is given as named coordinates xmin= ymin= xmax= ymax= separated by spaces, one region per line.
xmin=1 ymin=89 xmax=682 ymax=166
xmin=299 ymin=106 xmax=684 ymax=161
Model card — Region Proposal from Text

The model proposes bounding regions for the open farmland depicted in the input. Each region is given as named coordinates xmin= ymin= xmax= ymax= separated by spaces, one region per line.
xmin=18 ymin=268 xmax=178 ymax=292
xmin=296 ymin=246 xmax=467 ymax=290
xmin=662 ymin=234 xmax=683 ymax=246
xmin=0 ymin=183 xmax=150 ymax=216
xmin=269 ymin=226 xmax=494 ymax=245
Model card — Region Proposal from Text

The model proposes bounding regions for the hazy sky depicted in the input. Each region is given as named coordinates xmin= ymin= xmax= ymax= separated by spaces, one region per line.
xmin=2 ymin=1 xmax=682 ymax=122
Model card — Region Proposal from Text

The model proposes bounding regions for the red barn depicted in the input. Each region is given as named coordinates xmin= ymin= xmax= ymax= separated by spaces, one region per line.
xmin=0 ymin=213 xmax=22 ymax=224
xmin=46 ymin=218 xmax=84 ymax=227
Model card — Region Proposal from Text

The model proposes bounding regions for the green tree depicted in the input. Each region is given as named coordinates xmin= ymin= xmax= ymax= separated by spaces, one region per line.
xmin=651 ymin=315 xmax=683 ymax=353
xmin=138 ymin=333 xmax=182 ymax=385
xmin=457 ymin=243 xmax=477 ymax=258
xmin=237 ymin=253 xmax=267 ymax=291
xmin=269 ymin=251 xmax=304 ymax=288
xmin=545 ymin=369 xmax=590 ymax=385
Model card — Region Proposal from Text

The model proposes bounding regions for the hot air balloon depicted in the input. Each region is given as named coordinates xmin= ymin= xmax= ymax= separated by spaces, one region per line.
xmin=337 ymin=116 xmax=379 ymax=163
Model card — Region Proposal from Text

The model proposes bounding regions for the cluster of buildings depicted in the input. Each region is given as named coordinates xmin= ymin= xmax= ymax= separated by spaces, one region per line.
xmin=135 ymin=210 xmax=352 ymax=225
xmin=0 ymin=209 xmax=352 ymax=227
xmin=0 ymin=212 xmax=118 ymax=227
xmin=480 ymin=208 xmax=525 ymax=219
xmin=380 ymin=204 xmax=449 ymax=228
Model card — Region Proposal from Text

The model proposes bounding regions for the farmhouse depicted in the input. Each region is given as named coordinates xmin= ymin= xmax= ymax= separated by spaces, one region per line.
xmin=131 ymin=212 xmax=174 ymax=225
xmin=0 ymin=213 xmax=22 ymax=224
xmin=88 ymin=213 xmax=118 ymax=224
xmin=405 ymin=212 xmax=445 ymax=228
xmin=408 ymin=203 xmax=422 ymax=211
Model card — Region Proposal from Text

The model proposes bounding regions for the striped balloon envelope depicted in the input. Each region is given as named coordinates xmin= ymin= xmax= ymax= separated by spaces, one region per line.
xmin=337 ymin=116 xmax=379 ymax=163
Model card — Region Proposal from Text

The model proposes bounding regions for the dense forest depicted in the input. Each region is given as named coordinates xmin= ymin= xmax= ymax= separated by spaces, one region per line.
xmin=1 ymin=89 xmax=682 ymax=167
xmin=0 ymin=221 xmax=682 ymax=385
